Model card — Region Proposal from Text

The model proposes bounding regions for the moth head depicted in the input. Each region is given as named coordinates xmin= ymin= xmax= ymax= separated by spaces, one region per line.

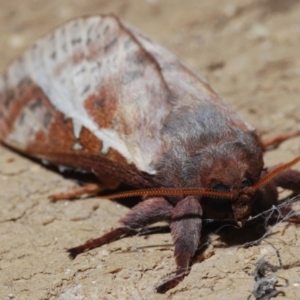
xmin=204 ymin=155 xmax=300 ymax=223
xmin=202 ymin=177 xmax=256 ymax=222
xmin=187 ymin=144 xmax=260 ymax=221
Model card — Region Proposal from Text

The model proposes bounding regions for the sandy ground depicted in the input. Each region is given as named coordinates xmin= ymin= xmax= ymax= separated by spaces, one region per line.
xmin=0 ymin=0 xmax=300 ymax=299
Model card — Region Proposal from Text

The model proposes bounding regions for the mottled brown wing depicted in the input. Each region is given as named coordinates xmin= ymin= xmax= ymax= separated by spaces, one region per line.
xmin=0 ymin=15 xmax=253 ymax=187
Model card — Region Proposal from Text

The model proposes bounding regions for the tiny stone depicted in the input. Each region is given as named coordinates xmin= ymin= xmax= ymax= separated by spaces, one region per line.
xmin=100 ymin=249 xmax=110 ymax=256
xmin=8 ymin=35 xmax=25 ymax=49
xmin=30 ymin=165 xmax=42 ymax=172
xmin=260 ymin=247 xmax=270 ymax=255
xmin=223 ymin=4 xmax=236 ymax=17
xmin=249 ymin=24 xmax=269 ymax=39
xmin=69 ymin=213 xmax=91 ymax=221
xmin=42 ymin=217 xmax=55 ymax=226
xmin=290 ymin=24 xmax=300 ymax=33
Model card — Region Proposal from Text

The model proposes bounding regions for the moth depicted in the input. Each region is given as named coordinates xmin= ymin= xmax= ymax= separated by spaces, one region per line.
xmin=0 ymin=14 xmax=299 ymax=293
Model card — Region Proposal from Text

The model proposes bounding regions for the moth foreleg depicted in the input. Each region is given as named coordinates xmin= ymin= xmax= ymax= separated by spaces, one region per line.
xmin=68 ymin=226 xmax=135 ymax=259
xmin=120 ymin=197 xmax=173 ymax=228
xmin=68 ymin=197 xmax=173 ymax=258
xmin=156 ymin=196 xmax=202 ymax=293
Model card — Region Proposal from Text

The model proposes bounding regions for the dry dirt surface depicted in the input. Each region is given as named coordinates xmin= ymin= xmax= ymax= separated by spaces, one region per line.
xmin=1 ymin=0 xmax=300 ymax=299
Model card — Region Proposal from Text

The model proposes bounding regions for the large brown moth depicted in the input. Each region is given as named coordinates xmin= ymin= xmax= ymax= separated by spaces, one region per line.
xmin=0 ymin=14 xmax=299 ymax=293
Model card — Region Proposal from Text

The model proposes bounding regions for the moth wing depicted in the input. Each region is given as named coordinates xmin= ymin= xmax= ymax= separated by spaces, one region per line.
xmin=0 ymin=15 xmax=253 ymax=187
xmin=0 ymin=16 xmax=174 ymax=186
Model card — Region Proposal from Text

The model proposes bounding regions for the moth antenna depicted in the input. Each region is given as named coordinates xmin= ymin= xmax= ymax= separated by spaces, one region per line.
xmin=98 ymin=188 xmax=233 ymax=199
xmin=253 ymin=155 xmax=300 ymax=190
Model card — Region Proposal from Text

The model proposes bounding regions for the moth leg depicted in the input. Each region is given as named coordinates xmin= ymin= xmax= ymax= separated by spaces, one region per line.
xmin=68 ymin=197 xmax=173 ymax=259
xmin=49 ymin=176 xmax=120 ymax=201
xmin=273 ymin=169 xmax=300 ymax=223
xmin=272 ymin=169 xmax=300 ymax=194
xmin=252 ymin=179 xmax=279 ymax=215
xmin=156 ymin=196 xmax=202 ymax=293
xmin=68 ymin=226 xmax=134 ymax=259
xmin=260 ymin=167 xmax=300 ymax=223
xmin=49 ymin=183 xmax=104 ymax=201
xmin=260 ymin=128 xmax=300 ymax=150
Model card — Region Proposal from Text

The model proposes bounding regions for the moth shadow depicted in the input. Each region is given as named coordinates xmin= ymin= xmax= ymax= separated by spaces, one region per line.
xmin=199 ymin=214 xmax=284 ymax=254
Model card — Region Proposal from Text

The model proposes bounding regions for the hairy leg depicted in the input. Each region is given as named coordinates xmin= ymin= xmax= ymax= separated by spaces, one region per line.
xmin=49 ymin=183 xmax=104 ymax=201
xmin=49 ymin=176 xmax=120 ymax=201
xmin=68 ymin=197 xmax=173 ymax=258
xmin=255 ymin=168 xmax=300 ymax=223
xmin=272 ymin=169 xmax=300 ymax=193
xmin=156 ymin=196 xmax=202 ymax=293
xmin=261 ymin=129 xmax=300 ymax=150
xmin=252 ymin=180 xmax=279 ymax=216
xmin=271 ymin=169 xmax=300 ymax=222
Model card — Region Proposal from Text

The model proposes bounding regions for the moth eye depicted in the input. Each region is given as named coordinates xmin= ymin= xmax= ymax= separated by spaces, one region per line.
xmin=210 ymin=183 xmax=231 ymax=207
xmin=241 ymin=179 xmax=252 ymax=188
xmin=211 ymin=183 xmax=230 ymax=192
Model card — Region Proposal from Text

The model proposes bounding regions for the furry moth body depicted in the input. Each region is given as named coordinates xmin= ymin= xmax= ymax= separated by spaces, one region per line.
xmin=0 ymin=15 xmax=299 ymax=293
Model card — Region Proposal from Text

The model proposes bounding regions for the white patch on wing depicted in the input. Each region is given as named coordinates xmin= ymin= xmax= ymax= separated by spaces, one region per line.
xmin=7 ymin=56 xmax=28 ymax=89
xmin=72 ymin=118 xmax=83 ymax=139
xmin=101 ymin=144 xmax=109 ymax=155
xmin=58 ymin=164 xmax=72 ymax=173
xmin=41 ymin=159 xmax=50 ymax=165
xmin=72 ymin=141 xmax=83 ymax=150
xmin=6 ymin=107 xmax=40 ymax=149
